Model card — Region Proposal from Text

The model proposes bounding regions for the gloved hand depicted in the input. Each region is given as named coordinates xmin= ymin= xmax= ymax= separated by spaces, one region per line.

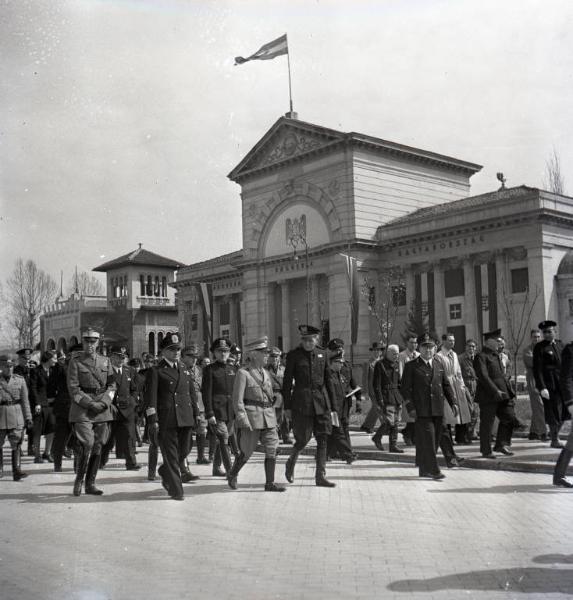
xmin=34 ymin=405 xmax=42 ymax=415
xmin=540 ymin=389 xmax=550 ymax=400
xmin=207 ymin=416 xmax=217 ymax=435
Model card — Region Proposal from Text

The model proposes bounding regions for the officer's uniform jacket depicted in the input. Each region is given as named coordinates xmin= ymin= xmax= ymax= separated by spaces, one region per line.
xmin=398 ymin=349 xmax=420 ymax=378
xmin=202 ymin=361 xmax=236 ymax=422
xmin=560 ymin=342 xmax=573 ymax=410
xmin=400 ymin=356 xmax=456 ymax=418
xmin=144 ymin=360 xmax=197 ymax=428
xmin=282 ymin=346 xmax=334 ymax=416
xmin=13 ymin=364 xmax=32 ymax=392
xmin=0 ymin=374 xmax=32 ymax=429
xmin=533 ymin=339 xmax=563 ymax=393
xmin=328 ymin=369 xmax=350 ymax=416
xmin=473 ymin=347 xmax=515 ymax=406
xmin=52 ymin=363 xmax=71 ymax=420
xmin=340 ymin=361 xmax=361 ymax=403
xmin=232 ymin=367 xmax=276 ymax=430
xmin=30 ymin=365 xmax=55 ymax=409
xmin=373 ymin=358 xmax=403 ymax=408
xmin=266 ymin=364 xmax=285 ymax=408
xmin=67 ymin=353 xmax=116 ymax=423
xmin=111 ymin=366 xmax=139 ymax=422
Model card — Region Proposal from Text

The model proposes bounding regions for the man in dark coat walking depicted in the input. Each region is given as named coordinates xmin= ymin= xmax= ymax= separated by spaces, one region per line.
xmin=145 ymin=333 xmax=198 ymax=501
xmin=401 ymin=334 xmax=457 ymax=479
xmin=283 ymin=325 xmax=336 ymax=487
xmin=473 ymin=328 xmax=516 ymax=458
xmin=554 ymin=339 xmax=573 ymax=487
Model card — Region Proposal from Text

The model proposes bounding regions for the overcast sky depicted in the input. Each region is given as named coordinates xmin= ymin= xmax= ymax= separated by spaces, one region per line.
xmin=1 ymin=0 xmax=572 ymax=289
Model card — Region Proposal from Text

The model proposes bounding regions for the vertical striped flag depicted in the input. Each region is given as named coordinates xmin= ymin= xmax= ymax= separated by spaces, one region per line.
xmin=339 ymin=253 xmax=360 ymax=345
xmin=196 ymin=282 xmax=213 ymax=348
xmin=234 ymin=34 xmax=288 ymax=66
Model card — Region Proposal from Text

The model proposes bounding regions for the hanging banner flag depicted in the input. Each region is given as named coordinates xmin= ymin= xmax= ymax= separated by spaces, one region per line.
xmin=339 ymin=253 xmax=360 ymax=345
xmin=196 ymin=282 xmax=214 ymax=348
xmin=234 ymin=34 xmax=288 ymax=65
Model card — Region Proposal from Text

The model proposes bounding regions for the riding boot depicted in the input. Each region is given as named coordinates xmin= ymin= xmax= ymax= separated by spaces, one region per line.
xmin=553 ymin=448 xmax=573 ymax=487
xmin=212 ymin=444 xmax=226 ymax=477
xmin=228 ymin=432 xmax=240 ymax=458
xmin=219 ymin=437 xmax=232 ymax=474
xmin=315 ymin=440 xmax=336 ymax=487
xmin=389 ymin=427 xmax=404 ymax=453
xmin=34 ymin=436 xmax=43 ymax=464
xmin=264 ymin=457 xmax=286 ymax=492
xmin=196 ymin=433 xmax=210 ymax=464
xmin=180 ymin=459 xmax=200 ymax=483
xmin=12 ymin=447 xmax=28 ymax=481
xmin=227 ymin=452 xmax=248 ymax=490
xmin=53 ymin=454 xmax=63 ymax=472
xmin=285 ymin=448 xmax=300 ymax=483
xmin=372 ymin=424 xmax=385 ymax=451
xmin=550 ymin=424 xmax=564 ymax=449
xmin=147 ymin=444 xmax=158 ymax=480
xmin=73 ymin=447 xmax=89 ymax=496
xmin=208 ymin=431 xmax=216 ymax=463
xmin=85 ymin=454 xmax=104 ymax=495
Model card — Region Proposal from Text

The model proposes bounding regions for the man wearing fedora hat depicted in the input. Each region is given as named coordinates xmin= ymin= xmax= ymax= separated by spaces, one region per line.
xmin=474 ymin=329 xmax=516 ymax=458
xmin=144 ymin=333 xmax=198 ymax=501
xmin=227 ymin=336 xmax=286 ymax=492
xmin=202 ymin=337 xmax=237 ymax=478
xmin=282 ymin=324 xmax=337 ymax=487
xmin=0 ymin=355 xmax=33 ymax=481
xmin=533 ymin=320 xmax=566 ymax=448
xmin=67 ymin=328 xmax=116 ymax=496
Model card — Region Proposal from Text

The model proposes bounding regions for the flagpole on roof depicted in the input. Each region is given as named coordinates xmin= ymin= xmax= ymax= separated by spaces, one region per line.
xmin=286 ymin=33 xmax=294 ymax=115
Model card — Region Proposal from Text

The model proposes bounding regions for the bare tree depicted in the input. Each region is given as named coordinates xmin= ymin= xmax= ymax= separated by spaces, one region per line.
xmin=361 ymin=267 xmax=404 ymax=345
xmin=544 ymin=147 xmax=566 ymax=195
xmin=499 ymin=277 xmax=541 ymax=385
xmin=6 ymin=259 xmax=58 ymax=348
xmin=66 ymin=271 xmax=105 ymax=296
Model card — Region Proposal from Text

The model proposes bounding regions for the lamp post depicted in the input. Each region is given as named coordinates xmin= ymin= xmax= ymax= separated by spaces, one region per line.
xmin=288 ymin=229 xmax=310 ymax=325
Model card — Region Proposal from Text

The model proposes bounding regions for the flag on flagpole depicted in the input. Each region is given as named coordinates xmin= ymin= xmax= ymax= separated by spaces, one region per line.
xmin=235 ymin=34 xmax=288 ymax=65
xmin=196 ymin=282 xmax=214 ymax=348
xmin=339 ymin=253 xmax=360 ymax=345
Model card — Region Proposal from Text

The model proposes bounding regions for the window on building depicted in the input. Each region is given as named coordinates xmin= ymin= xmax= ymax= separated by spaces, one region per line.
xmin=391 ymin=283 xmax=407 ymax=307
xmin=444 ymin=268 xmax=465 ymax=298
xmin=191 ymin=314 xmax=198 ymax=331
xmin=162 ymin=277 xmax=167 ymax=297
xmin=146 ymin=275 xmax=153 ymax=296
xmin=449 ymin=303 xmax=462 ymax=320
xmin=140 ymin=275 xmax=145 ymax=296
xmin=568 ymin=298 xmax=573 ymax=317
xmin=511 ymin=267 xmax=529 ymax=293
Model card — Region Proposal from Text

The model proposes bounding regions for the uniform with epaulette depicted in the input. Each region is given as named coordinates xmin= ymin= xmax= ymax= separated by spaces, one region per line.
xmin=533 ymin=320 xmax=567 ymax=448
xmin=0 ymin=355 xmax=32 ymax=480
xmin=67 ymin=328 xmax=116 ymax=497
xmin=14 ymin=347 xmax=35 ymax=456
xmin=282 ymin=325 xmax=336 ymax=488
xmin=202 ymin=337 xmax=237 ymax=477
xmin=145 ymin=333 xmax=198 ymax=501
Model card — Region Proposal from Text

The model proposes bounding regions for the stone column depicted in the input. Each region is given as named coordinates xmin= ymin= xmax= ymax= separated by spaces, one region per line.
xmin=463 ymin=256 xmax=477 ymax=341
xmin=229 ymin=294 xmax=238 ymax=342
xmin=405 ymin=267 xmax=415 ymax=313
xmin=309 ymin=276 xmax=320 ymax=327
xmin=495 ymin=250 xmax=507 ymax=335
xmin=267 ymin=283 xmax=276 ymax=344
xmin=433 ymin=262 xmax=447 ymax=335
xmin=280 ymin=280 xmax=291 ymax=352
xmin=212 ymin=297 xmax=220 ymax=340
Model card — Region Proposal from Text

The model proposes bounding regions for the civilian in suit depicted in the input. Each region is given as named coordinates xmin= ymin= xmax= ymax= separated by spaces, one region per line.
xmin=145 ymin=333 xmax=198 ymax=501
xmin=401 ymin=334 xmax=457 ymax=480
xmin=398 ymin=334 xmax=420 ymax=445
xmin=101 ymin=346 xmax=141 ymax=471
xmin=459 ymin=340 xmax=479 ymax=442
xmin=29 ymin=351 xmax=58 ymax=463
xmin=360 ymin=342 xmax=385 ymax=433
xmin=554 ymin=340 xmax=573 ymax=487
xmin=522 ymin=329 xmax=547 ymax=440
xmin=473 ymin=328 xmax=516 ymax=458
xmin=227 ymin=337 xmax=286 ymax=492
xmin=282 ymin=325 xmax=336 ymax=488
xmin=533 ymin=320 xmax=566 ymax=448
xmin=67 ymin=329 xmax=116 ymax=497
xmin=326 ymin=350 xmax=355 ymax=464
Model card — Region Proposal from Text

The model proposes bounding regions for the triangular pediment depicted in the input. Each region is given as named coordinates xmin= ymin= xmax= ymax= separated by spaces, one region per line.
xmin=228 ymin=117 xmax=345 ymax=182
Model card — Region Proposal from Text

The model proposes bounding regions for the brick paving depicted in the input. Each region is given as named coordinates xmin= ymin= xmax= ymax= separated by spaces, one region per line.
xmin=0 ymin=449 xmax=572 ymax=600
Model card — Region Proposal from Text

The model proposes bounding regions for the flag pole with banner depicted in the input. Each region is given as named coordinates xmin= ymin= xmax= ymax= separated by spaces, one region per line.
xmin=234 ymin=33 xmax=294 ymax=113
xmin=339 ymin=253 xmax=360 ymax=359
xmin=196 ymin=282 xmax=213 ymax=351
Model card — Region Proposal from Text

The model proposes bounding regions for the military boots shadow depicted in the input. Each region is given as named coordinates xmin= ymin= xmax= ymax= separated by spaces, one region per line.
xmin=264 ymin=457 xmax=286 ymax=492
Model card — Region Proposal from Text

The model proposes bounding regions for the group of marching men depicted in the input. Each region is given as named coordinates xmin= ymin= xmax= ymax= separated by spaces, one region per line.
xmin=1 ymin=319 xmax=572 ymax=499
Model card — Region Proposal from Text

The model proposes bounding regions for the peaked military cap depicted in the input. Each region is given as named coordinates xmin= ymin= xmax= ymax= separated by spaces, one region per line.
xmin=109 ymin=345 xmax=128 ymax=356
xmin=244 ymin=336 xmax=269 ymax=352
xmin=182 ymin=343 xmax=200 ymax=356
xmin=160 ymin=333 xmax=181 ymax=351
xmin=16 ymin=348 xmax=32 ymax=357
xmin=417 ymin=332 xmax=436 ymax=346
xmin=68 ymin=343 xmax=83 ymax=353
xmin=269 ymin=346 xmax=282 ymax=357
xmin=298 ymin=324 xmax=320 ymax=337
xmin=483 ymin=328 xmax=502 ymax=340
xmin=538 ymin=320 xmax=557 ymax=331
xmin=327 ymin=338 xmax=345 ymax=351
xmin=210 ymin=337 xmax=231 ymax=353
xmin=82 ymin=328 xmax=100 ymax=340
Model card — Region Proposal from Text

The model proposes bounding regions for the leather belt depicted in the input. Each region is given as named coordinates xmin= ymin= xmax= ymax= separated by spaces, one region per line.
xmin=0 ymin=400 xmax=18 ymax=406
xmin=81 ymin=387 xmax=106 ymax=394
xmin=244 ymin=399 xmax=273 ymax=409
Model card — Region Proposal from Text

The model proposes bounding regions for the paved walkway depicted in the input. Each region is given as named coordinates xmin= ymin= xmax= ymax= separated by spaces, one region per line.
xmin=1 ymin=449 xmax=572 ymax=600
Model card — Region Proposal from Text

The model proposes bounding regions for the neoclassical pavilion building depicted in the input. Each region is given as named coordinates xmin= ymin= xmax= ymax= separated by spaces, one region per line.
xmin=173 ymin=115 xmax=573 ymax=361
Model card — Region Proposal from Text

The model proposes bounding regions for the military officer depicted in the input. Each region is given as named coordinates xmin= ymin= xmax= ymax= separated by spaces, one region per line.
xmin=202 ymin=337 xmax=237 ymax=477
xmin=101 ymin=346 xmax=141 ymax=471
xmin=0 ymin=355 xmax=33 ymax=480
xmin=67 ymin=328 xmax=116 ymax=497
xmin=145 ymin=333 xmax=198 ymax=501
xmin=182 ymin=344 xmax=210 ymax=465
xmin=554 ymin=339 xmax=573 ymax=487
xmin=473 ymin=329 xmax=516 ymax=458
xmin=533 ymin=320 xmax=566 ymax=448
xmin=14 ymin=348 xmax=35 ymax=456
xmin=227 ymin=337 xmax=286 ymax=492
xmin=282 ymin=324 xmax=336 ymax=488
xmin=266 ymin=346 xmax=291 ymax=444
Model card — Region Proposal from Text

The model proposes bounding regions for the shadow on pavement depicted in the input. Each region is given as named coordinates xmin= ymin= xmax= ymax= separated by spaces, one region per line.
xmin=388 ymin=566 xmax=573 ymax=593
xmin=532 ymin=554 xmax=573 ymax=564
xmin=425 ymin=484 xmax=560 ymax=494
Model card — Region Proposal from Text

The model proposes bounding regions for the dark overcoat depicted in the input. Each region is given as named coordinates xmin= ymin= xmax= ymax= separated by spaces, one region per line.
xmin=111 ymin=366 xmax=139 ymax=422
xmin=201 ymin=361 xmax=236 ymax=422
xmin=373 ymin=358 xmax=403 ymax=407
xmin=533 ymin=339 xmax=563 ymax=393
xmin=473 ymin=347 xmax=515 ymax=406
